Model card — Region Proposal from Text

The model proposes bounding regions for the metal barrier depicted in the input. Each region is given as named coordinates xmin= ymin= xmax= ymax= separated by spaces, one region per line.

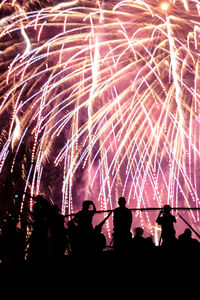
xmin=14 ymin=191 xmax=200 ymax=246
xmin=65 ymin=207 xmax=200 ymax=246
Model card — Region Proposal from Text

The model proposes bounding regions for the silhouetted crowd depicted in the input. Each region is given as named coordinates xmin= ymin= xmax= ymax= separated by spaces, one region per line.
xmin=0 ymin=194 xmax=200 ymax=264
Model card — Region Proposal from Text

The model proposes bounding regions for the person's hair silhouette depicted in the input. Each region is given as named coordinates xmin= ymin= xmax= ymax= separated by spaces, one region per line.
xmin=131 ymin=227 xmax=146 ymax=251
xmin=74 ymin=200 xmax=96 ymax=233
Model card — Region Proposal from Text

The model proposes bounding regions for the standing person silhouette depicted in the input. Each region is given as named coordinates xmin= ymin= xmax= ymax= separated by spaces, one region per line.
xmin=156 ymin=205 xmax=176 ymax=248
xmin=48 ymin=205 xmax=67 ymax=263
xmin=113 ymin=197 xmax=132 ymax=254
xmin=73 ymin=200 xmax=96 ymax=255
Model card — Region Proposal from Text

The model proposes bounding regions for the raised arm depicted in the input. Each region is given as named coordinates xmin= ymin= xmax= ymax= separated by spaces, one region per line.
xmin=156 ymin=208 xmax=163 ymax=223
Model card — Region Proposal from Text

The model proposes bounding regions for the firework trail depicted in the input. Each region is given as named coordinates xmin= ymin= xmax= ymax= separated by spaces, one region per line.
xmin=1 ymin=0 xmax=200 ymax=240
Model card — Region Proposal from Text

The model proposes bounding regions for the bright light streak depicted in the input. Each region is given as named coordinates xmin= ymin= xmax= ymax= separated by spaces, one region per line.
xmin=11 ymin=117 xmax=21 ymax=150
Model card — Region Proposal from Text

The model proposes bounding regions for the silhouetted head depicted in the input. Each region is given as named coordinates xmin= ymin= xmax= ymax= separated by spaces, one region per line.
xmin=33 ymin=195 xmax=51 ymax=216
xmin=135 ymin=227 xmax=144 ymax=236
xmin=118 ymin=197 xmax=126 ymax=207
xmin=82 ymin=200 xmax=92 ymax=211
xmin=35 ymin=195 xmax=45 ymax=203
xmin=184 ymin=228 xmax=192 ymax=239
xmin=162 ymin=204 xmax=171 ymax=214
xmin=94 ymin=224 xmax=102 ymax=233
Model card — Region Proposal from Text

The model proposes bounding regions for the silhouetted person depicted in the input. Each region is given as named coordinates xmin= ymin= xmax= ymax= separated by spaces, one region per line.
xmin=74 ymin=200 xmax=96 ymax=232
xmin=156 ymin=205 xmax=176 ymax=248
xmin=1 ymin=214 xmax=25 ymax=264
xmin=93 ymin=211 xmax=112 ymax=256
xmin=66 ymin=219 xmax=79 ymax=256
xmin=73 ymin=200 xmax=96 ymax=255
xmin=178 ymin=228 xmax=200 ymax=250
xmin=48 ymin=205 xmax=67 ymax=263
xmin=131 ymin=227 xmax=146 ymax=251
xmin=34 ymin=195 xmax=51 ymax=215
xmin=93 ymin=225 xmax=107 ymax=256
xmin=113 ymin=197 xmax=132 ymax=254
xmin=26 ymin=198 xmax=50 ymax=263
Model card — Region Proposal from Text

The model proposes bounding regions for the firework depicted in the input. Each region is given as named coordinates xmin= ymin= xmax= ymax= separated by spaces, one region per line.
xmin=1 ymin=0 xmax=200 ymax=241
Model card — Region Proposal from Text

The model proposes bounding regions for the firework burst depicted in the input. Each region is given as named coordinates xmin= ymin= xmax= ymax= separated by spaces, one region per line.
xmin=1 ymin=0 xmax=200 ymax=239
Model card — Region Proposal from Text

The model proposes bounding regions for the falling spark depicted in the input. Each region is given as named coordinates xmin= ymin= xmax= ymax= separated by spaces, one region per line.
xmin=11 ymin=116 xmax=21 ymax=150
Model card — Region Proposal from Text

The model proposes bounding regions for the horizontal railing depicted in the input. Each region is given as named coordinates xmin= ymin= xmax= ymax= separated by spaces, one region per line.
xmin=64 ymin=206 xmax=200 ymax=217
